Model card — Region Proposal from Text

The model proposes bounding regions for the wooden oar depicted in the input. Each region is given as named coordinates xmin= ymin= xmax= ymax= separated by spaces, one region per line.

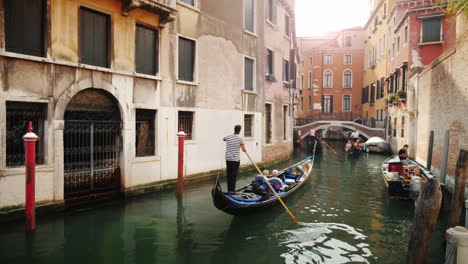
xmin=244 ymin=151 xmax=299 ymax=225
xmin=316 ymin=136 xmax=337 ymax=154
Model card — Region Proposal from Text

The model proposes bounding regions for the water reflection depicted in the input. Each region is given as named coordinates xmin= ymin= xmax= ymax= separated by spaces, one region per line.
xmin=279 ymin=222 xmax=372 ymax=264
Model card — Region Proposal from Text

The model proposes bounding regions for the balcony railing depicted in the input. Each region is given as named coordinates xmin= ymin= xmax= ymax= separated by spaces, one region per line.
xmin=295 ymin=112 xmax=360 ymax=125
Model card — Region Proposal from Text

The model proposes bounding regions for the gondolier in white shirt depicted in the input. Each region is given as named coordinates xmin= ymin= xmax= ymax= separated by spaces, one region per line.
xmin=223 ymin=125 xmax=246 ymax=194
xmin=351 ymin=130 xmax=360 ymax=142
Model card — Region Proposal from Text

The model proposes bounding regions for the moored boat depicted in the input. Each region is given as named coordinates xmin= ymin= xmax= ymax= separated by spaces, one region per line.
xmin=364 ymin=137 xmax=390 ymax=153
xmin=381 ymin=155 xmax=435 ymax=199
xmin=211 ymin=155 xmax=315 ymax=215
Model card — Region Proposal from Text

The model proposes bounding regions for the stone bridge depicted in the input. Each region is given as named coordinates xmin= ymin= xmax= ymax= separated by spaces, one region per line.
xmin=294 ymin=120 xmax=386 ymax=140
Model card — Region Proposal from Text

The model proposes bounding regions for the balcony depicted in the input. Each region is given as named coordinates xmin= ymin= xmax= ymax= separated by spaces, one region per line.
xmin=121 ymin=0 xmax=177 ymax=25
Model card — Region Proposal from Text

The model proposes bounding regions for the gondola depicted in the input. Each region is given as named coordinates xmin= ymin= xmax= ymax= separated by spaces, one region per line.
xmin=381 ymin=155 xmax=435 ymax=199
xmin=345 ymin=144 xmax=362 ymax=155
xmin=211 ymin=155 xmax=315 ymax=215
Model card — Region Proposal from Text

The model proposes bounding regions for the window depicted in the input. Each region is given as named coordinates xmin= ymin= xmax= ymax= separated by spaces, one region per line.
xmin=180 ymin=0 xmax=194 ymax=6
xmin=343 ymin=70 xmax=352 ymax=88
xmin=6 ymin=102 xmax=47 ymax=166
xmin=322 ymin=95 xmax=333 ymax=113
xmin=308 ymin=96 xmax=312 ymax=110
xmin=308 ymin=71 xmax=312 ymax=88
xmin=370 ymin=83 xmax=376 ymax=104
xmin=283 ymin=59 xmax=289 ymax=82
xmin=402 ymin=65 xmax=407 ymax=91
xmin=136 ymin=109 xmax=156 ymax=157
xmin=392 ymin=42 xmax=395 ymax=57
xmin=393 ymin=117 xmax=397 ymax=137
xmin=244 ymin=114 xmax=253 ymax=137
xmin=178 ymin=37 xmax=196 ymax=82
xmin=343 ymin=95 xmax=351 ymax=111
xmin=301 ymin=74 xmax=304 ymax=89
xmin=136 ymin=25 xmax=158 ymax=75
xmin=422 ymin=18 xmax=441 ymax=43
xmin=362 ymin=86 xmax=369 ymax=103
xmin=178 ymin=111 xmax=194 ymax=140
xmin=283 ymin=106 xmax=288 ymax=140
xmin=324 ymin=55 xmax=332 ymax=64
xmin=309 ymin=57 xmax=313 ymax=65
xmin=284 ymin=14 xmax=290 ymax=37
xmin=267 ymin=0 xmax=277 ymax=24
xmin=80 ymin=8 xmax=110 ymax=68
xmin=344 ymin=55 xmax=352 ymax=64
xmin=5 ymin=0 xmax=45 ymax=57
xmin=404 ymin=25 xmax=408 ymax=44
xmin=323 ymin=70 xmax=333 ymax=88
xmin=244 ymin=0 xmax=255 ymax=33
xmin=401 ymin=116 xmax=405 ymax=137
xmin=244 ymin=57 xmax=254 ymax=91
xmin=397 ymin=36 xmax=400 ymax=52
xmin=265 ymin=104 xmax=272 ymax=144
xmin=267 ymin=49 xmax=274 ymax=75
xmin=376 ymin=79 xmax=381 ymax=99
xmin=301 ymin=97 xmax=304 ymax=111
xmin=345 ymin=36 xmax=352 ymax=47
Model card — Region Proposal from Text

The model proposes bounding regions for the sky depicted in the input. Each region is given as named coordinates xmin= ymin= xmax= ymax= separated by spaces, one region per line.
xmin=295 ymin=0 xmax=371 ymax=37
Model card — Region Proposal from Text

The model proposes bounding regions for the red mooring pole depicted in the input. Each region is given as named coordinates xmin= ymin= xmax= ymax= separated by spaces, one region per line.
xmin=176 ymin=125 xmax=186 ymax=197
xmin=23 ymin=121 xmax=39 ymax=232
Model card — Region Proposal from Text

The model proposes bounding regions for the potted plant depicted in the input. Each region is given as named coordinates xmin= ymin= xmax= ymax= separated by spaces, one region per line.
xmin=396 ymin=89 xmax=406 ymax=102
xmin=389 ymin=94 xmax=397 ymax=106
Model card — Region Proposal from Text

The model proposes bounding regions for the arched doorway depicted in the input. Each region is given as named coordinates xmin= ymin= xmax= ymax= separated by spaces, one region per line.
xmin=63 ymin=89 xmax=122 ymax=199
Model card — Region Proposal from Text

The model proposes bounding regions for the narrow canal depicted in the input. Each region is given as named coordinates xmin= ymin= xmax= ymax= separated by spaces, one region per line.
xmin=0 ymin=141 xmax=448 ymax=264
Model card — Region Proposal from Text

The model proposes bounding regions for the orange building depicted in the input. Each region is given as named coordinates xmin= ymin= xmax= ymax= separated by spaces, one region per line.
xmin=298 ymin=28 xmax=365 ymax=121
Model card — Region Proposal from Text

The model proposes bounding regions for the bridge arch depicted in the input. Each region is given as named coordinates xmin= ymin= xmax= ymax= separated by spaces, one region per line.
xmin=295 ymin=120 xmax=386 ymax=140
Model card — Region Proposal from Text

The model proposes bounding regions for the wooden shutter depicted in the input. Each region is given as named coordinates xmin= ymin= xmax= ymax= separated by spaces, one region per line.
xmin=245 ymin=0 xmax=254 ymax=32
xmin=244 ymin=58 xmax=254 ymax=91
xmin=422 ymin=19 xmax=441 ymax=42
xmin=80 ymin=8 xmax=109 ymax=68
xmin=5 ymin=0 xmax=44 ymax=57
xmin=136 ymin=25 xmax=157 ymax=75
xmin=178 ymin=37 xmax=195 ymax=82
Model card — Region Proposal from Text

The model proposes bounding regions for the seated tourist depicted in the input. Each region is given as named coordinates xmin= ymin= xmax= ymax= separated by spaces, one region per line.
xmin=354 ymin=140 xmax=363 ymax=149
xmin=271 ymin=169 xmax=279 ymax=178
xmin=345 ymin=140 xmax=353 ymax=151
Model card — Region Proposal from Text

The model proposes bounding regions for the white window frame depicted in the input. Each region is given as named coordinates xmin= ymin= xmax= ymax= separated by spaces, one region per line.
xmin=344 ymin=54 xmax=352 ymax=64
xmin=266 ymin=47 xmax=274 ymax=75
xmin=342 ymin=69 xmax=352 ymax=88
xmin=324 ymin=54 xmax=332 ymax=64
xmin=266 ymin=0 xmax=276 ymax=25
xmin=420 ymin=16 xmax=443 ymax=43
xmin=308 ymin=71 xmax=312 ymax=89
xmin=243 ymin=55 xmax=256 ymax=92
xmin=283 ymin=58 xmax=289 ymax=82
xmin=176 ymin=34 xmax=198 ymax=85
xmin=323 ymin=69 xmax=333 ymax=88
xmin=309 ymin=57 xmax=313 ymax=65
xmin=284 ymin=14 xmax=290 ymax=38
xmin=404 ymin=25 xmax=408 ymax=45
xmin=342 ymin=94 xmax=351 ymax=112
xmin=177 ymin=0 xmax=199 ymax=11
xmin=243 ymin=0 xmax=257 ymax=35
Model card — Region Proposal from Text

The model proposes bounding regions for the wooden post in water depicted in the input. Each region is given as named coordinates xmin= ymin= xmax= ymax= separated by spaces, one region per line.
xmin=407 ymin=178 xmax=442 ymax=264
xmin=427 ymin=130 xmax=434 ymax=170
xmin=447 ymin=150 xmax=468 ymax=228
xmin=440 ymin=130 xmax=450 ymax=184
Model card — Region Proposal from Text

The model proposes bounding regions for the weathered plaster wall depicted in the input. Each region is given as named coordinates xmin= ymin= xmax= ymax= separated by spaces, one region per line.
xmin=413 ymin=14 xmax=467 ymax=181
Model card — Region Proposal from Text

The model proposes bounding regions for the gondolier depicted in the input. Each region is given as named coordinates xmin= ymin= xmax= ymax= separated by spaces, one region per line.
xmin=223 ymin=125 xmax=246 ymax=194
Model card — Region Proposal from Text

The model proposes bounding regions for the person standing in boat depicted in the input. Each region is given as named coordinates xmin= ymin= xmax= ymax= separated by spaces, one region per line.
xmin=351 ymin=130 xmax=360 ymax=142
xmin=223 ymin=125 xmax=246 ymax=194
xmin=398 ymin=148 xmax=409 ymax=165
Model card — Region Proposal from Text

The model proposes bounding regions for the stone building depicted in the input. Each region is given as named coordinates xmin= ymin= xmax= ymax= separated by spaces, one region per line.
xmin=407 ymin=12 xmax=467 ymax=186
xmin=362 ymin=0 xmax=402 ymax=128
xmin=297 ymin=28 xmax=365 ymax=121
xmin=0 ymin=0 xmax=298 ymax=210
xmin=385 ymin=0 xmax=456 ymax=152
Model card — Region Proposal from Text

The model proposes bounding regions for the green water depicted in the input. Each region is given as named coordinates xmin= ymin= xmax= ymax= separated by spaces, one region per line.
xmin=0 ymin=141 xmax=447 ymax=264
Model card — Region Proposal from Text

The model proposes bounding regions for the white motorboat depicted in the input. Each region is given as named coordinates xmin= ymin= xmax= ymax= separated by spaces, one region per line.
xmin=363 ymin=137 xmax=390 ymax=153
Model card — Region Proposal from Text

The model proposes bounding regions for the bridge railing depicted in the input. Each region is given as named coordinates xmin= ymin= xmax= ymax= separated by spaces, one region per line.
xmin=295 ymin=112 xmax=360 ymax=126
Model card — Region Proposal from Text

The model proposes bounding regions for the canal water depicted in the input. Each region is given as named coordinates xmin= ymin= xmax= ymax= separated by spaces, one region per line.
xmin=0 ymin=141 xmax=448 ymax=264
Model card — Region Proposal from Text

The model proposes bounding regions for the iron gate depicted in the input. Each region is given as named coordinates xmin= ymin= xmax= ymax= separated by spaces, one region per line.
xmin=64 ymin=120 xmax=121 ymax=199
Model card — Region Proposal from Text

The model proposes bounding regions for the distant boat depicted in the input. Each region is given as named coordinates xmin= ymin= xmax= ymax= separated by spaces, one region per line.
xmin=381 ymin=155 xmax=435 ymax=199
xmin=364 ymin=137 xmax=390 ymax=153
xmin=211 ymin=155 xmax=315 ymax=215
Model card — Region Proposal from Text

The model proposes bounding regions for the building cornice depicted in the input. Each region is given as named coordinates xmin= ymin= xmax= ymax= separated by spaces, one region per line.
xmin=121 ymin=0 xmax=177 ymax=26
